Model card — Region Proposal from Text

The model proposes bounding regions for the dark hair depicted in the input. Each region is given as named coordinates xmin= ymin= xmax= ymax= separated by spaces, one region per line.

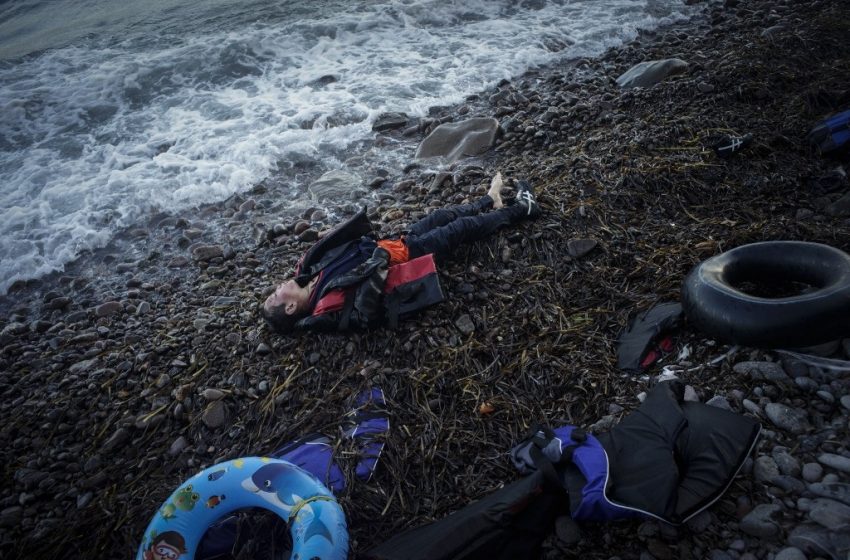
xmin=261 ymin=303 xmax=301 ymax=334
xmin=153 ymin=531 xmax=186 ymax=553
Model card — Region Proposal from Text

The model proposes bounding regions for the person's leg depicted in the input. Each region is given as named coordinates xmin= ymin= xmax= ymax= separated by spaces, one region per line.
xmin=406 ymin=204 xmax=527 ymax=260
xmin=407 ymin=196 xmax=493 ymax=237
xmin=407 ymin=172 xmax=506 ymax=236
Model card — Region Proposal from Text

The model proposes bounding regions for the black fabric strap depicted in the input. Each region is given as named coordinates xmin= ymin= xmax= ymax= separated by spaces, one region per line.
xmin=338 ymin=292 xmax=356 ymax=331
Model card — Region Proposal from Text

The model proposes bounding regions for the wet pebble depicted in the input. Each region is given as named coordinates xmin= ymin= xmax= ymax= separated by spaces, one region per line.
xmin=95 ymin=301 xmax=122 ymax=317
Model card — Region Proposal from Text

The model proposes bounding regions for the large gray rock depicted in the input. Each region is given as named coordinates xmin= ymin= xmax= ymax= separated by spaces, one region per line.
xmin=616 ymin=58 xmax=689 ymax=89
xmin=415 ymin=117 xmax=500 ymax=162
xmin=818 ymin=453 xmax=850 ymax=474
xmin=308 ymin=170 xmax=362 ymax=202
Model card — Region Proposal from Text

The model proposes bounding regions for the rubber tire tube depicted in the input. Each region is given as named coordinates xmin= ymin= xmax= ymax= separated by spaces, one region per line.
xmin=681 ymin=241 xmax=850 ymax=348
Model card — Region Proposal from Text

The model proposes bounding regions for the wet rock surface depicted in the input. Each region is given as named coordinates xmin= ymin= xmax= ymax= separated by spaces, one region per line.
xmin=1 ymin=0 xmax=850 ymax=559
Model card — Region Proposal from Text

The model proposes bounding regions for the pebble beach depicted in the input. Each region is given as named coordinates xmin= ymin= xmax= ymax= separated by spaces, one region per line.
xmin=2 ymin=0 xmax=850 ymax=558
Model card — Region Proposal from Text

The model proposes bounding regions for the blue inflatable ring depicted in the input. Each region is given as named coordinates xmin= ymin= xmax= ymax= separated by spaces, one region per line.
xmin=137 ymin=457 xmax=348 ymax=560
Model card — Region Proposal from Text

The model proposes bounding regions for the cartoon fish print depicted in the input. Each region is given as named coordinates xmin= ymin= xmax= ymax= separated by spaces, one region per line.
xmin=172 ymin=485 xmax=199 ymax=512
xmin=205 ymin=494 xmax=225 ymax=509
xmin=207 ymin=468 xmax=228 ymax=482
xmin=160 ymin=503 xmax=177 ymax=521
xmin=241 ymin=463 xmax=334 ymax=545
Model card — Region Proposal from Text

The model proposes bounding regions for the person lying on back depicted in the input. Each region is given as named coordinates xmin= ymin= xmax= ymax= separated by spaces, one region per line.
xmin=262 ymin=173 xmax=540 ymax=333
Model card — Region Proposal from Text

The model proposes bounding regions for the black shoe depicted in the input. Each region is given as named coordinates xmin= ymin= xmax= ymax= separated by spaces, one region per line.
xmin=514 ymin=180 xmax=541 ymax=219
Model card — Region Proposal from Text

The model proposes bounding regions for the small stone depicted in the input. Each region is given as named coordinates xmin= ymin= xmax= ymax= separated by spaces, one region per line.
xmin=809 ymin=498 xmax=850 ymax=530
xmin=754 ymin=456 xmax=780 ymax=483
xmin=795 ymin=377 xmax=819 ymax=393
xmin=841 ymin=395 xmax=850 ymax=410
xmin=256 ymin=343 xmax=271 ymax=355
xmin=103 ymin=427 xmax=131 ymax=451
xmin=803 ymin=463 xmax=823 ymax=483
xmin=258 ymin=380 xmax=269 ymax=394
xmin=167 ymin=256 xmax=189 ymax=268
xmin=455 ymin=314 xmax=475 ymax=335
xmin=136 ymin=301 xmax=151 ymax=315
xmin=202 ymin=400 xmax=228 ymax=429
xmin=733 ymin=361 xmax=791 ymax=384
xmin=765 ymin=403 xmax=811 ymax=434
xmin=76 ymin=491 xmax=94 ymax=509
xmin=773 ymin=449 xmax=801 ymax=477
xmin=706 ymin=395 xmax=732 ymax=410
xmin=168 ymin=436 xmax=189 ymax=456
xmin=697 ymin=82 xmax=715 ymax=93
xmin=567 ymin=238 xmax=598 ymax=259
xmin=818 ymin=453 xmax=850 ymax=473
xmin=201 ymin=388 xmax=225 ymax=401
xmin=774 ymin=547 xmax=806 ymax=560
xmin=554 ymin=515 xmax=581 ymax=545
xmin=683 ymin=385 xmax=699 ymax=402
xmin=192 ymin=245 xmax=224 ymax=261
xmin=95 ymin=301 xmax=122 ymax=317
xmin=740 ymin=504 xmax=783 ymax=538
xmin=808 ymin=482 xmax=850 ymax=507
xmin=298 ymin=228 xmax=319 ymax=242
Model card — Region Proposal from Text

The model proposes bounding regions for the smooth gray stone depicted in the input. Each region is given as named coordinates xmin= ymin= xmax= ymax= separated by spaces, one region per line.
xmin=616 ymin=58 xmax=688 ymax=89
xmin=809 ymin=498 xmax=850 ymax=530
xmin=765 ymin=403 xmax=811 ymax=434
xmin=773 ymin=449 xmax=802 ymax=477
xmin=415 ymin=117 xmax=500 ymax=162
xmin=740 ymin=504 xmax=783 ymax=538
xmin=192 ymin=244 xmax=224 ymax=262
xmin=774 ymin=547 xmax=806 ymax=560
xmin=802 ymin=463 xmax=824 ymax=483
xmin=809 ymin=483 xmax=850 ymax=507
xmin=754 ymin=456 xmax=780 ymax=483
xmin=818 ymin=453 xmax=850 ymax=473
xmin=789 ymin=523 xmax=850 ymax=559
xmin=734 ymin=361 xmax=792 ymax=384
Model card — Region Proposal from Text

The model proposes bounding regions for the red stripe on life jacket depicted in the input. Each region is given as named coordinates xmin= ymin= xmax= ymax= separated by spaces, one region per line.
xmin=313 ymin=290 xmax=347 ymax=315
xmin=311 ymin=254 xmax=438 ymax=317
xmin=386 ymin=254 xmax=436 ymax=291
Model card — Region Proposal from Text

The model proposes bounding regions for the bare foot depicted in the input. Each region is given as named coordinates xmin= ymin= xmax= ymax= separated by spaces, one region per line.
xmin=488 ymin=172 xmax=504 ymax=209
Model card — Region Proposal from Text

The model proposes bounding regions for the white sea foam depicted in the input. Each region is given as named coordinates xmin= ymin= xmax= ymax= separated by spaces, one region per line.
xmin=0 ymin=0 xmax=698 ymax=293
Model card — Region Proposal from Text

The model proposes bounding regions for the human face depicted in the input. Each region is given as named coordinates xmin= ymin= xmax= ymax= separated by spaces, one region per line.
xmin=153 ymin=543 xmax=181 ymax=560
xmin=264 ymin=279 xmax=310 ymax=316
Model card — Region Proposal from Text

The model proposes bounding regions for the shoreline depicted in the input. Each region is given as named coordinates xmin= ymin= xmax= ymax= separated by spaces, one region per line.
xmin=3 ymin=1 xmax=850 ymax=558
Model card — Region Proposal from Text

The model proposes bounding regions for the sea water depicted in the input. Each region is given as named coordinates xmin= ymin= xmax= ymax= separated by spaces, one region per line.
xmin=0 ymin=0 xmax=699 ymax=294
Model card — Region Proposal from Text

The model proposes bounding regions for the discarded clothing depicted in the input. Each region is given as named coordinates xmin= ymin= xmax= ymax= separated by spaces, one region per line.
xmin=807 ymin=109 xmax=850 ymax=153
xmin=617 ymin=302 xmax=682 ymax=372
xmin=365 ymin=469 xmax=565 ymax=560
xmin=197 ymin=387 xmax=389 ymax=560
xmin=513 ymin=380 xmax=761 ymax=524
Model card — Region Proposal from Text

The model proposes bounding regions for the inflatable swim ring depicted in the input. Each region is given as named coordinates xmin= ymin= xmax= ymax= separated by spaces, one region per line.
xmin=137 ymin=457 xmax=348 ymax=560
xmin=682 ymin=241 xmax=850 ymax=348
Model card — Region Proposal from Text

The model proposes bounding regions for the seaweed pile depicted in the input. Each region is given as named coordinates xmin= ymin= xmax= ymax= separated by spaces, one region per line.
xmin=1 ymin=0 xmax=850 ymax=558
